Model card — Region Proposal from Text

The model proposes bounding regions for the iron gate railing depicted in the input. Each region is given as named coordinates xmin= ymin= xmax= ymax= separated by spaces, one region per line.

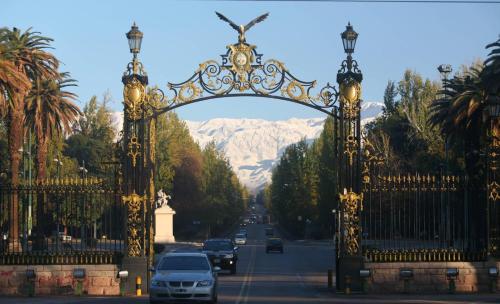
xmin=0 ymin=178 xmax=124 ymax=265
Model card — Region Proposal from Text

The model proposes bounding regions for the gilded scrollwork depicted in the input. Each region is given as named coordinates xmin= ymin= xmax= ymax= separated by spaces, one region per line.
xmin=489 ymin=181 xmax=500 ymax=202
xmin=127 ymin=135 xmax=141 ymax=167
xmin=339 ymin=80 xmax=361 ymax=119
xmin=122 ymin=191 xmax=147 ymax=257
xmin=339 ymin=189 xmax=363 ymax=256
xmin=147 ymin=41 xmax=340 ymax=118
xmin=344 ymin=134 xmax=358 ymax=166
xmin=123 ymin=78 xmax=146 ymax=121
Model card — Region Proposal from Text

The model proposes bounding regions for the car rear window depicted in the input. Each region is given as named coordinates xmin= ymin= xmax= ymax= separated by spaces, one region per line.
xmin=158 ymin=256 xmax=210 ymax=271
xmin=203 ymin=240 xmax=233 ymax=251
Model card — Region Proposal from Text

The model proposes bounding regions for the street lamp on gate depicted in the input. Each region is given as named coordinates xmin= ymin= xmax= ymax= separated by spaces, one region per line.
xmin=126 ymin=22 xmax=143 ymax=59
xmin=341 ymin=22 xmax=358 ymax=55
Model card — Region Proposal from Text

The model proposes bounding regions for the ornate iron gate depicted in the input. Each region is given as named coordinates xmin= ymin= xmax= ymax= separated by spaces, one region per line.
xmin=120 ymin=16 xmax=364 ymax=292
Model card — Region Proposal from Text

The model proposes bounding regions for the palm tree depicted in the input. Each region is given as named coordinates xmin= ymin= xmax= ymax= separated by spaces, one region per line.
xmin=0 ymin=27 xmax=58 ymax=184
xmin=482 ymin=38 xmax=500 ymax=98
xmin=430 ymin=38 xmax=500 ymax=251
xmin=0 ymin=27 xmax=58 ymax=251
xmin=0 ymin=44 xmax=31 ymax=116
xmin=25 ymin=72 xmax=81 ymax=182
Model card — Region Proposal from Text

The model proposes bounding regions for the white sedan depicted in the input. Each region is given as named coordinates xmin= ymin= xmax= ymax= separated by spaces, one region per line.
xmin=234 ymin=233 xmax=247 ymax=245
xmin=150 ymin=252 xmax=219 ymax=303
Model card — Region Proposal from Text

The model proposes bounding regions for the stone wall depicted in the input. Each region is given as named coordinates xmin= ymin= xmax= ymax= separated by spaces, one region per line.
xmin=0 ymin=264 xmax=120 ymax=296
xmin=365 ymin=261 xmax=500 ymax=293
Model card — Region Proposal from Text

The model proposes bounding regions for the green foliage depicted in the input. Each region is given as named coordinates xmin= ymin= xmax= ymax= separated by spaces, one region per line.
xmin=153 ymin=111 xmax=247 ymax=239
xmin=366 ymin=70 xmax=446 ymax=171
xmin=63 ymin=94 xmax=115 ymax=177
xmin=268 ymin=129 xmax=334 ymax=238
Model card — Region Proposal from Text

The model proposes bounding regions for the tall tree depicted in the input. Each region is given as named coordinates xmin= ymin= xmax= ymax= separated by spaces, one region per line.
xmin=0 ymin=27 xmax=58 ymax=250
xmin=25 ymin=72 xmax=81 ymax=182
xmin=0 ymin=27 xmax=58 ymax=186
xmin=64 ymin=94 xmax=115 ymax=176
xmin=382 ymin=81 xmax=397 ymax=117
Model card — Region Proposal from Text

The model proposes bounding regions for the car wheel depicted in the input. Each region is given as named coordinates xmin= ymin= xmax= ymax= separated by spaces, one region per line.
xmin=230 ymin=264 xmax=237 ymax=274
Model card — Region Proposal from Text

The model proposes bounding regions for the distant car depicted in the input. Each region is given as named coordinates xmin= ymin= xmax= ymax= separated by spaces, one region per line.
xmin=202 ymin=239 xmax=238 ymax=274
xmin=234 ymin=233 xmax=247 ymax=245
xmin=240 ymin=222 xmax=247 ymax=227
xmin=266 ymin=238 xmax=283 ymax=254
xmin=265 ymin=227 xmax=274 ymax=236
xmin=150 ymin=252 xmax=219 ymax=304
xmin=58 ymin=232 xmax=71 ymax=241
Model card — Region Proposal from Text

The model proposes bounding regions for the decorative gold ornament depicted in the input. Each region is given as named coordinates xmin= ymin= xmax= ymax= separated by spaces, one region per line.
xmin=177 ymin=81 xmax=202 ymax=103
xmin=123 ymin=78 xmax=145 ymax=121
xmin=339 ymin=188 xmax=363 ymax=256
xmin=122 ymin=191 xmax=147 ymax=257
xmin=228 ymin=43 xmax=255 ymax=79
xmin=127 ymin=135 xmax=141 ymax=167
xmin=282 ymin=80 xmax=308 ymax=101
xmin=489 ymin=181 xmax=500 ymax=202
xmin=340 ymin=80 xmax=361 ymax=119
xmin=344 ymin=135 xmax=358 ymax=166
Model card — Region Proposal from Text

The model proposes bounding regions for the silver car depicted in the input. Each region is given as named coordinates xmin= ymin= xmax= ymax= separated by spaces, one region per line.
xmin=150 ymin=252 xmax=219 ymax=304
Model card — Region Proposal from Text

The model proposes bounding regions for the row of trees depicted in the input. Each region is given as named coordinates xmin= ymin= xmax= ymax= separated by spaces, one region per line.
xmin=155 ymin=113 xmax=248 ymax=239
xmin=262 ymin=37 xmax=500 ymax=239
xmin=259 ymin=118 xmax=337 ymax=238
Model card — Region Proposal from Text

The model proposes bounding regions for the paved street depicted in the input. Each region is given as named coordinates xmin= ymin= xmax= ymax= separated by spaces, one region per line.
xmin=1 ymin=223 xmax=500 ymax=303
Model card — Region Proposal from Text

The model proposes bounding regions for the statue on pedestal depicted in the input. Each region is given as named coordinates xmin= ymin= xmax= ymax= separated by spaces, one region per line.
xmin=155 ymin=189 xmax=171 ymax=209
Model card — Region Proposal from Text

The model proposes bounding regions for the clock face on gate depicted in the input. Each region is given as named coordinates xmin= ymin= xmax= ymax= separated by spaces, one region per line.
xmin=234 ymin=52 xmax=248 ymax=66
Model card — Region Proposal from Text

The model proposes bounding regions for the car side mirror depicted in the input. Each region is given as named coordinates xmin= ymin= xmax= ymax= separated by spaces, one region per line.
xmin=213 ymin=266 xmax=221 ymax=273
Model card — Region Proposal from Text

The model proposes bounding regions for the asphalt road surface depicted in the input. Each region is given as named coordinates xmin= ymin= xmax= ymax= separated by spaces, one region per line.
xmin=1 ymin=221 xmax=500 ymax=303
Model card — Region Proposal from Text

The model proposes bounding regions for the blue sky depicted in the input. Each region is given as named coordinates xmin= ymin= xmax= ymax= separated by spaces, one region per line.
xmin=2 ymin=0 xmax=499 ymax=121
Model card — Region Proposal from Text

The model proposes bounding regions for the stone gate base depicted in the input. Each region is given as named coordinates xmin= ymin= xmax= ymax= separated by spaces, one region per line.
xmin=365 ymin=261 xmax=500 ymax=293
xmin=0 ymin=264 xmax=120 ymax=296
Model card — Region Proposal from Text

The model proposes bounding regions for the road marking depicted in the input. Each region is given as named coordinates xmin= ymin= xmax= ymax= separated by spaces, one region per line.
xmin=296 ymin=273 xmax=306 ymax=289
xmin=236 ymin=245 xmax=256 ymax=304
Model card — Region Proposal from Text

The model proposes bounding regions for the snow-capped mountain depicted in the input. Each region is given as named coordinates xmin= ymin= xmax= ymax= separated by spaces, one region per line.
xmin=185 ymin=101 xmax=383 ymax=192
xmin=110 ymin=101 xmax=383 ymax=193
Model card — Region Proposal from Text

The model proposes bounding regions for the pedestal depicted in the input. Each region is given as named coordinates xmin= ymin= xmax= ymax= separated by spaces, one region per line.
xmin=154 ymin=206 xmax=176 ymax=244
xmin=337 ymin=255 xmax=364 ymax=292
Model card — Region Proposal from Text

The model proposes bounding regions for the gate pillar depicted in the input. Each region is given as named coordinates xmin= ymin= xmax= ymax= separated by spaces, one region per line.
xmin=336 ymin=23 xmax=364 ymax=292
xmin=121 ymin=23 xmax=156 ymax=294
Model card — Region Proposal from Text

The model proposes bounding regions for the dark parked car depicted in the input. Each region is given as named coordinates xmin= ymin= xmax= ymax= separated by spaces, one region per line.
xmin=202 ymin=239 xmax=238 ymax=274
xmin=266 ymin=238 xmax=283 ymax=254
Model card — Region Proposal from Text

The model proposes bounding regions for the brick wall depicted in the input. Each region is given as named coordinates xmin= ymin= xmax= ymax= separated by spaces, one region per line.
xmin=0 ymin=264 xmax=120 ymax=296
xmin=365 ymin=261 xmax=500 ymax=293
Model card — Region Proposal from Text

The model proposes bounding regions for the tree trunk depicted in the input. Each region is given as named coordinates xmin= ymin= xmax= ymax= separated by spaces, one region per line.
xmin=8 ymin=98 xmax=24 ymax=252
xmin=36 ymin=132 xmax=48 ymax=182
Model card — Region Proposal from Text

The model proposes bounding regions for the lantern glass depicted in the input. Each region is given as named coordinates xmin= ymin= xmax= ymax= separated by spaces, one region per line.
xmin=126 ymin=23 xmax=143 ymax=54
xmin=341 ymin=23 xmax=358 ymax=54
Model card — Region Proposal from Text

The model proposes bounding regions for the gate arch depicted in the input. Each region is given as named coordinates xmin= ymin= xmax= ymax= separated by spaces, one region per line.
xmin=120 ymin=17 xmax=364 ymax=292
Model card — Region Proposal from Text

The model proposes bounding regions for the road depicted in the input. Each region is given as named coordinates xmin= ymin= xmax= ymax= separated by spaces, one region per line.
xmin=213 ymin=222 xmax=335 ymax=304
xmin=1 ymin=220 xmax=500 ymax=303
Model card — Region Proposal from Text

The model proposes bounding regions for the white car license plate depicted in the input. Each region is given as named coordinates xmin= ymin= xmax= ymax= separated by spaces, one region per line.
xmin=213 ymin=258 xmax=220 ymax=263
xmin=175 ymin=288 xmax=187 ymax=292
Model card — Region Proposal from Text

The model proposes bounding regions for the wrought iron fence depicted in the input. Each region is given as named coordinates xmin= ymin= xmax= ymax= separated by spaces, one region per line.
xmin=361 ymin=169 xmax=487 ymax=262
xmin=0 ymin=177 xmax=124 ymax=264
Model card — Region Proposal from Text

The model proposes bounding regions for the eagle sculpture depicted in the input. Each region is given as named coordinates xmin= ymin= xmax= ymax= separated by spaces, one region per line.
xmin=215 ymin=12 xmax=269 ymax=43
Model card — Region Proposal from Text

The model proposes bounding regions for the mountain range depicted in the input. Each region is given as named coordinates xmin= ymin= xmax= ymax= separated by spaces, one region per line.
xmin=111 ymin=101 xmax=384 ymax=193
